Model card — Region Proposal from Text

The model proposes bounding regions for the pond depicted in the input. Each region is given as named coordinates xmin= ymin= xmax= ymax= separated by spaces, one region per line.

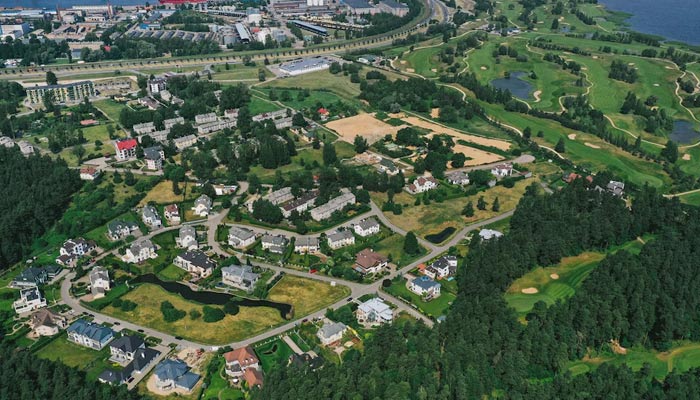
xmin=130 ymin=274 xmax=293 ymax=319
xmin=425 ymin=226 xmax=457 ymax=244
xmin=490 ymin=71 xmax=534 ymax=100
xmin=669 ymin=120 xmax=700 ymax=144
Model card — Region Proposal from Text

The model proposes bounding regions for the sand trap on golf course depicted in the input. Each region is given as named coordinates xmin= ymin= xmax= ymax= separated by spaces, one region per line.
xmin=533 ymin=90 xmax=542 ymax=102
xmin=568 ymin=133 xmax=577 ymax=140
xmin=683 ymin=153 xmax=692 ymax=160
xmin=550 ymin=273 xmax=560 ymax=280
xmin=406 ymin=68 xmax=415 ymax=73
xmin=585 ymin=142 xmax=601 ymax=149
xmin=522 ymin=287 xmax=539 ymax=294
xmin=480 ymin=66 xmax=487 ymax=70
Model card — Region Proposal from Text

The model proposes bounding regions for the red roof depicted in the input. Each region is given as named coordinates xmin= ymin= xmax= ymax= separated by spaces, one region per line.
xmin=80 ymin=167 xmax=97 ymax=174
xmin=318 ymin=108 xmax=329 ymax=115
xmin=116 ymin=139 xmax=137 ymax=151
xmin=80 ymin=119 xmax=98 ymax=126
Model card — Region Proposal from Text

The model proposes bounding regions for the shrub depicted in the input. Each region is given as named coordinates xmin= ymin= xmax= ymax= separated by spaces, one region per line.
xmin=202 ymin=306 xmax=225 ymax=323
xmin=160 ymin=301 xmax=186 ymax=322
xmin=223 ymin=301 xmax=240 ymax=315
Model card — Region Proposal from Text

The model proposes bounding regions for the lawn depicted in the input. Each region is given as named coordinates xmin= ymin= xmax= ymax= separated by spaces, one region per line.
xmin=676 ymin=189 xmax=700 ymax=206
xmin=260 ymin=69 xmax=363 ymax=103
xmin=201 ymin=361 xmax=244 ymax=400
xmin=94 ymin=99 xmax=127 ymax=122
xmin=102 ymin=283 xmax=287 ymax=344
xmin=158 ymin=264 xmax=188 ymax=281
xmin=254 ymin=338 xmax=295 ymax=373
xmin=35 ymin=334 xmax=114 ymax=381
xmin=372 ymin=233 xmax=426 ymax=267
xmin=266 ymin=275 xmax=350 ymax=317
xmin=247 ymin=147 xmax=325 ymax=183
xmin=249 ymin=95 xmax=283 ymax=115
xmin=212 ymin=64 xmax=265 ymax=80
xmin=384 ymin=279 xmax=456 ymax=318
xmin=139 ymin=180 xmax=197 ymax=206
xmin=257 ymin=87 xmax=351 ymax=111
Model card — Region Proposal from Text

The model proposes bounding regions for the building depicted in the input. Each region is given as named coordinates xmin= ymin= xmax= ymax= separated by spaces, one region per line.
xmin=89 ymin=267 xmax=111 ymax=298
xmin=261 ymin=234 xmax=288 ymax=254
xmin=1 ymin=22 xmax=31 ymax=39
xmin=310 ymin=192 xmax=356 ymax=221
xmin=107 ymin=220 xmax=139 ymax=241
xmin=133 ymin=122 xmax=156 ymax=135
xmin=142 ymin=205 xmax=162 ymax=228
xmin=144 ymin=146 xmax=165 ymax=170
xmin=294 ymin=236 xmax=320 ymax=253
xmin=607 ymin=181 xmax=625 ymax=197
xmin=176 ymin=226 xmax=198 ymax=249
xmin=446 ymin=171 xmax=470 ymax=186
xmin=195 ymin=112 xmax=217 ymax=125
xmin=378 ymin=158 xmax=399 ymax=175
xmin=280 ymin=190 xmax=318 ymax=218
xmin=114 ymin=139 xmax=138 ymax=161
xmin=164 ymin=117 xmax=185 ymax=129
xmin=265 ymin=187 xmax=294 ymax=205
xmin=109 ymin=335 xmax=145 ymax=363
xmin=222 ymin=265 xmax=260 ymax=292
xmin=406 ymin=176 xmax=438 ymax=194
xmin=80 ymin=167 xmax=100 ymax=181
xmin=10 ymin=267 xmax=48 ymax=289
xmin=354 ymin=248 xmax=388 ymax=275
xmin=342 ymin=0 xmax=377 ymax=14
xmin=99 ymin=347 xmax=160 ymax=386
xmin=409 ymin=276 xmax=441 ymax=299
xmin=29 ymin=308 xmax=67 ymax=337
xmin=26 ymin=81 xmax=95 ymax=105
xmin=173 ymin=135 xmax=197 ymax=150
xmin=377 ymin=0 xmax=409 ymax=16
xmin=289 ymin=20 xmax=328 ymax=37
xmin=354 ymin=218 xmax=380 ymax=237
xmin=278 ymin=57 xmax=332 ymax=76
xmin=122 ymin=239 xmax=157 ymax=263
xmin=192 ymin=195 xmax=212 ymax=217
xmin=424 ymin=255 xmax=458 ymax=279
xmin=13 ymin=287 xmax=47 ymax=314
xmin=317 ymin=321 xmax=347 ymax=346
xmin=197 ymin=119 xmax=236 ymax=135
xmin=491 ymin=163 xmax=513 ymax=178
xmin=59 ymin=237 xmax=95 ymax=258
xmin=174 ymin=250 xmax=216 ymax=279
xmin=327 ymin=230 xmax=355 ymax=249
xmin=224 ymin=346 xmax=260 ymax=378
xmin=153 ymin=359 xmax=201 ymax=392
xmin=149 ymin=78 xmax=167 ymax=94
xmin=165 ymin=204 xmax=180 ymax=223
xmin=478 ymin=229 xmax=503 ymax=241
xmin=228 ymin=226 xmax=256 ymax=248
xmin=244 ymin=368 xmax=264 ymax=388
xmin=67 ymin=319 xmax=115 ymax=350
xmin=246 ymin=7 xmax=262 ymax=24
xmin=356 ymin=297 xmax=393 ymax=326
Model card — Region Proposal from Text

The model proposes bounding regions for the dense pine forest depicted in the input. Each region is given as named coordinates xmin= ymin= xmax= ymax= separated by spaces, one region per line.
xmin=257 ymin=182 xmax=700 ymax=399
xmin=0 ymin=147 xmax=82 ymax=268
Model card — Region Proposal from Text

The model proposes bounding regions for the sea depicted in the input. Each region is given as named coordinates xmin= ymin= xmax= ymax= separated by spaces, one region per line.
xmin=600 ymin=0 xmax=700 ymax=46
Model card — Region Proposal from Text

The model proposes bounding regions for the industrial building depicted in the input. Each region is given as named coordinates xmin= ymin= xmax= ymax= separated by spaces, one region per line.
xmin=290 ymin=20 xmax=328 ymax=36
xmin=278 ymin=56 xmax=333 ymax=76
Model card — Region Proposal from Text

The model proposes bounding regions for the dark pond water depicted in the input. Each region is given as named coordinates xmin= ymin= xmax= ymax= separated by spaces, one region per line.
xmin=491 ymin=72 xmax=534 ymax=100
xmin=425 ymin=227 xmax=457 ymax=244
xmin=131 ymin=274 xmax=293 ymax=319
xmin=669 ymin=121 xmax=700 ymax=144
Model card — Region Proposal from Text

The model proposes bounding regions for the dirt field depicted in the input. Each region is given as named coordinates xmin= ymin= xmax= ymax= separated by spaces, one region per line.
xmin=400 ymin=116 xmax=512 ymax=150
xmin=425 ymin=133 xmax=503 ymax=166
xmin=326 ymin=113 xmax=405 ymax=144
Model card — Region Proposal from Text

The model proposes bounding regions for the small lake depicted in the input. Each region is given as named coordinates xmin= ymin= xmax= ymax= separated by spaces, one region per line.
xmin=131 ymin=274 xmax=293 ymax=319
xmin=425 ymin=227 xmax=456 ymax=244
xmin=669 ymin=120 xmax=700 ymax=144
xmin=491 ymin=71 xmax=534 ymax=100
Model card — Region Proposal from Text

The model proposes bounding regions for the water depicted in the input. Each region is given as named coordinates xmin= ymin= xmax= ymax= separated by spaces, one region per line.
xmin=491 ymin=71 xmax=534 ymax=100
xmin=0 ymin=0 xmax=147 ymax=8
xmin=669 ymin=120 xmax=700 ymax=144
xmin=130 ymin=273 xmax=294 ymax=319
xmin=425 ymin=226 xmax=456 ymax=244
xmin=600 ymin=0 xmax=700 ymax=46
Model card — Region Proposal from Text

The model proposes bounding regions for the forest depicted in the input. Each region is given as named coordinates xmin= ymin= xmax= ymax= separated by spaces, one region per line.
xmin=256 ymin=182 xmax=700 ymax=399
xmin=0 ymin=147 xmax=82 ymax=269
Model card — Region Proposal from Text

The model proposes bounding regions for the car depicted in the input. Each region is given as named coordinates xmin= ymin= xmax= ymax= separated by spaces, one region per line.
xmin=175 ymin=336 xmax=183 ymax=340
xmin=114 ymin=321 xmax=120 ymax=325
xmin=137 ymin=329 xmax=144 ymax=333
xmin=309 ymin=269 xmax=318 ymax=274
xmin=347 ymin=297 xmax=353 ymax=302
xmin=302 ymin=318 xmax=308 ymax=323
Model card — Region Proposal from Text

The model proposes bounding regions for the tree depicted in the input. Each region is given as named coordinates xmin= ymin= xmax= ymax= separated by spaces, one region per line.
xmin=71 ymin=145 xmax=86 ymax=164
xmin=477 ymin=196 xmax=487 ymax=210
xmin=224 ymin=301 xmax=240 ymax=315
xmin=354 ymin=135 xmax=369 ymax=153
xmin=46 ymin=71 xmax=58 ymax=85
xmin=555 ymin=137 xmax=566 ymax=153
xmin=203 ymin=306 xmax=226 ymax=322
xmin=323 ymin=142 xmax=337 ymax=165
xmin=661 ymin=140 xmax=678 ymax=163
xmin=252 ymin=199 xmax=283 ymax=224
xmin=403 ymin=231 xmax=420 ymax=255
xmin=292 ymin=112 xmax=306 ymax=127
xmin=492 ymin=197 xmax=500 ymax=212
xmin=462 ymin=201 xmax=474 ymax=217
xmin=451 ymin=153 xmax=466 ymax=168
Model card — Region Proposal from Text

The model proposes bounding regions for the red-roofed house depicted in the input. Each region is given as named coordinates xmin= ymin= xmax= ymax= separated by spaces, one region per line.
xmin=80 ymin=167 xmax=100 ymax=181
xmin=243 ymin=368 xmax=264 ymax=388
xmin=354 ymin=248 xmax=388 ymax=275
xmin=224 ymin=346 xmax=260 ymax=378
xmin=80 ymin=119 xmax=98 ymax=126
xmin=114 ymin=139 xmax=138 ymax=161
xmin=318 ymin=107 xmax=329 ymax=121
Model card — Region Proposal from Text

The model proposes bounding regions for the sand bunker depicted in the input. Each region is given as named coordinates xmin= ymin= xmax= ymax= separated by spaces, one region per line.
xmin=683 ymin=153 xmax=692 ymax=161
xmin=550 ymin=273 xmax=560 ymax=280
xmin=628 ymin=63 xmax=635 ymax=66
xmin=592 ymin=55 xmax=599 ymax=59
xmin=653 ymin=83 xmax=660 ymax=87
xmin=533 ymin=90 xmax=542 ymax=102
xmin=431 ymin=68 xmax=437 ymax=72
xmin=584 ymin=142 xmax=601 ymax=149
xmin=521 ymin=287 xmax=539 ymax=294
xmin=406 ymin=68 xmax=415 ymax=73
xmin=480 ymin=66 xmax=487 ymax=70
xmin=568 ymin=133 xmax=577 ymax=140
xmin=400 ymin=60 xmax=407 ymax=64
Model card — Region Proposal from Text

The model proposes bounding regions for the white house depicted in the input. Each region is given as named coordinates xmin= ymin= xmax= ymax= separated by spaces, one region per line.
xmin=195 ymin=112 xmax=217 ymax=125
xmin=143 ymin=145 xmax=165 ymax=170
xmin=107 ymin=220 xmax=139 ymax=241
xmin=142 ymin=205 xmax=162 ymax=228
xmin=228 ymin=226 xmax=256 ymax=249
xmin=122 ymin=239 xmax=157 ymax=263
xmin=294 ymin=236 xmax=320 ymax=254
xmin=356 ymin=297 xmax=393 ymax=326
xmin=164 ymin=204 xmax=180 ymax=223
xmin=424 ymin=255 xmax=458 ymax=279
xmin=79 ymin=167 xmax=100 ymax=181
xmin=316 ymin=321 xmax=347 ymax=346
xmin=261 ymin=234 xmax=288 ymax=254
xmin=327 ymin=230 xmax=355 ymax=249
xmin=176 ymin=226 xmax=198 ymax=249
xmin=59 ymin=238 xmax=95 ymax=258
xmin=13 ymin=287 xmax=47 ymax=314
xmin=408 ymin=276 xmax=441 ymax=299
xmin=109 ymin=335 xmax=145 ymax=364
xmin=490 ymin=163 xmax=513 ymax=178
xmin=310 ymin=192 xmax=356 ymax=221
xmin=354 ymin=218 xmax=380 ymax=237
xmin=213 ymin=184 xmax=238 ymax=196
xmin=192 ymin=195 xmax=212 ymax=217
xmin=67 ymin=319 xmax=114 ymax=350
xmin=479 ymin=229 xmax=503 ymax=241
xmin=264 ymin=187 xmax=294 ymax=205
xmin=406 ymin=176 xmax=438 ymax=194
xmin=89 ymin=267 xmax=111 ymax=298
xmin=221 ymin=265 xmax=260 ymax=292
xmin=446 ymin=171 xmax=470 ymax=186
xmin=114 ymin=139 xmax=138 ymax=161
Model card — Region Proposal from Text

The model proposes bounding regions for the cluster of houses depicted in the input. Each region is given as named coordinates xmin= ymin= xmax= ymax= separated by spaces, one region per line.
xmin=258 ymin=188 xmax=357 ymax=223
xmin=405 ymin=255 xmax=459 ymax=301
xmin=563 ymin=173 xmax=626 ymax=197
xmin=98 ymin=335 xmax=162 ymax=387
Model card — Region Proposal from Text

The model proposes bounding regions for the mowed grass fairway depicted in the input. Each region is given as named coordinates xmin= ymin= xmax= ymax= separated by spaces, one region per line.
xmin=267 ymin=275 xmax=350 ymax=317
xmin=103 ymin=284 xmax=286 ymax=344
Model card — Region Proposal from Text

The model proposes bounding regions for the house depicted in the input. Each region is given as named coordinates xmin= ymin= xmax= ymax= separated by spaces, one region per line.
xmin=408 ymin=276 xmax=441 ymax=299
xmin=142 ymin=205 xmax=162 ymax=228
xmin=265 ymin=187 xmax=294 ymax=205
xmin=327 ymin=230 xmax=355 ymax=249
xmin=143 ymin=145 xmax=165 ymax=170
xmin=13 ymin=287 xmax=47 ymax=314
xmin=288 ymin=353 xmax=324 ymax=371
xmin=222 ymin=265 xmax=260 ymax=292
xmin=310 ymin=192 xmax=356 ymax=221
xmin=261 ymin=234 xmax=288 ymax=254
xmin=607 ymin=181 xmax=625 ymax=197
xmin=223 ymin=346 xmax=259 ymax=377
xmin=424 ymin=255 xmax=458 ymax=279
xmin=317 ymin=321 xmax=347 ymax=346
xmin=109 ymin=335 xmax=145 ymax=363
xmin=224 ymin=109 xmax=239 ymax=119
xmin=491 ymin=163 xmax=513 ymax=178
xmin=227 ymin=226 xmax=256 ymax=248
xmin=99 ymin=347 xmax=160 ymax=386
xmin=79 ymin=166 xmax=100 ymax=181
xmin=478 ymin=229 xmax=503 ymax=241
xmin=164 ymin=204 xmax=180 ymax=223
xmin=114 ymin=138 xmax=138 ymax=161
xmin=354 ymin=248 xmax=388 ymax=275
xmin=10 ymin=267 xmax=48 ymax=288
xmin=294 ymin=236 xmax=320 ymax=253
xmin=153 ymin=359 xmax=201 ymax=392
xmin=406 ymin=176 xmax=438 ymax=194
xmin=317 ymin=107 xmax=329 ymax=121
xmin=149 ymin=78 xmax=167 ymax=94
xmin=176 ymin=226 xmax=198 ymax=249
xmin=192 ymin=195 xmax=212 ymax=217
xmin=213 ymin=184 xmax=237 ymax=196
xmin=164 ymin=117 xmax=185 ymax=129
xmin=174 ymin=250 xmax=216 ymax=279
xmin=378 ymin=158 xmax=399 ymax=175
xmin=29 ymin=308 xmax=67 ymax=336
xmin=244 ymin=368 xmax=264 ymax=388
xmin=133 ymin=122 xmax=156 ymax=135
xmin=173 ymin=135 xmax=197 ymax=151
xmin=354 ymin=218 xmax=380 ymax=237
xmin=59 ymin=238 xmax=95 ymax=258
xmin=89 ymin=267 xmax=111 ymax=298
xmin=356 ymin=297 xmax=393 ymax=326
xmin=195 ymin=112 xmax=217 ymax=125
xmin=122 ymin=239 xmax=157 ymax=263
xmin=107 ymin=220 xmax=139 ymax=241
xmin=280 ymin=190 xmax=319 ymax=218
xmin=55 ymin=254 xmax=77 ymax=267
xmin=446 ymin=171 xmax=470 ymax=186
xmin=67 ymin=319 xmax=115 ymax=349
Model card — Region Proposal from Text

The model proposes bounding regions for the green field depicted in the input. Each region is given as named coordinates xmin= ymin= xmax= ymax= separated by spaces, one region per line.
xmin=267 ymin=275 xmax=350 ymax=317
xmin=93 ymin=99 xmax=127 ymax=122
xmin=260 ymin=70 xmax=363 ymax=103
xmin=201 ymin=360 xmax=244 ymax=400
xmin=35 ymin=335 xmax=114 ymax=381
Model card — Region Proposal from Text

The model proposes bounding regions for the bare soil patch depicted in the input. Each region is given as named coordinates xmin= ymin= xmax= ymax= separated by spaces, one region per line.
xmin=326 ymin=113 xmax=405 ymax=144
xmin=400 ymin=116 xmax=512 ymax=150
xmin=430 ymin=108 xmax=440 ymax=118
xmin=425 ymin=133 xmax=504 ymax=166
